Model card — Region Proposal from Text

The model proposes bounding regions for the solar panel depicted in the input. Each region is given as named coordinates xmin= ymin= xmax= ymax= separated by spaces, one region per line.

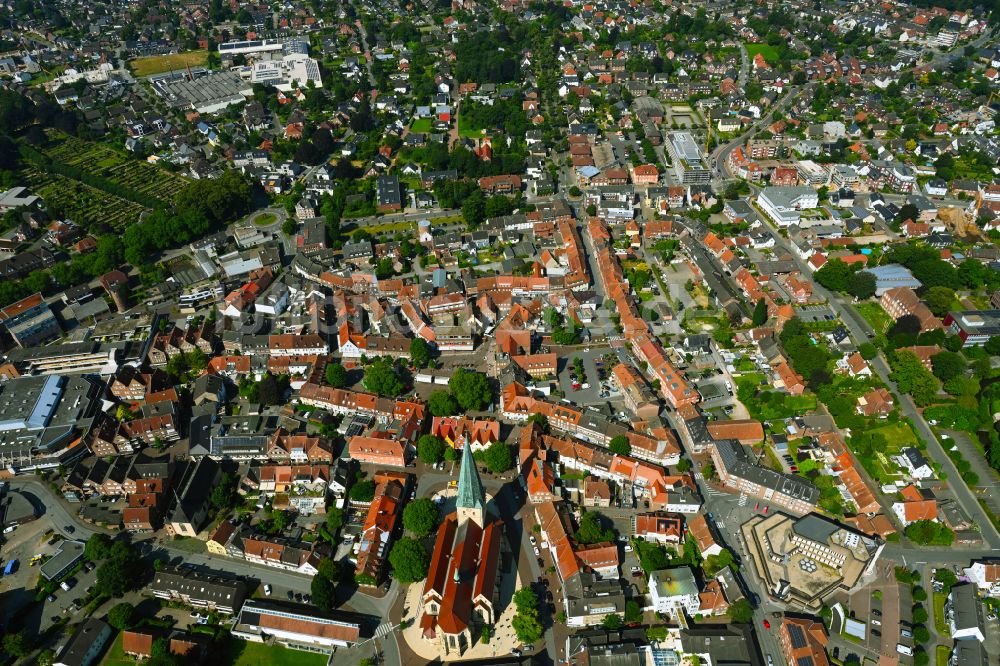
xmin=788 ymin=624 xmax=807 ymax=649
xmin=797 ymin=657 xmax=814 ymax=666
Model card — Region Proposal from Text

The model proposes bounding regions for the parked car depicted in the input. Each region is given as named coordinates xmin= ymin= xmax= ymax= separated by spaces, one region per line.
xmin=264 ymin=584 xmax=272 ymax=596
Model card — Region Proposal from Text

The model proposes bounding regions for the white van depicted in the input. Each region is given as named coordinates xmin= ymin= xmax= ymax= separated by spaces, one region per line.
xmin=896 ymin=644 xmax=913 ymax=656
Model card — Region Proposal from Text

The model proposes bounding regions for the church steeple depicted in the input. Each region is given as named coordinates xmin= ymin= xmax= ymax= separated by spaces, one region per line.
xmin=455 ymin=438 xmax=485 ymax=527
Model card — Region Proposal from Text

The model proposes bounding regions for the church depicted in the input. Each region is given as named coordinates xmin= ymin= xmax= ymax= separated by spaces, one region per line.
xmin=419 ymin=440 xmax=505 ymax=656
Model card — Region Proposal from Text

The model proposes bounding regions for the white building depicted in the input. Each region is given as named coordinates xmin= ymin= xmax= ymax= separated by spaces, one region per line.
xmin=648 ymin=567 xmax=701 ymax=617
xmin=232 ymin=600 xmax=360 ymax=654
xmin=963 ymin=562 xmax=1000 ymax=596
xmin=757 ymin=187 xmax=820 ymax=227
xmin=896 ymin=447 xmax=934 ymax=480
xmin=249 ymin=54 xmax=323 ymax=92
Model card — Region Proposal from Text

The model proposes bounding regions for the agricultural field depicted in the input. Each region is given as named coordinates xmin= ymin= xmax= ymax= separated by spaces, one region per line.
xmin=21 ymin=167 xmax=147 ymax=230
xmin=129 ymin=50 xmax=208 ymax=77
xmin=42 ymin=130 xmax=190 ymax=204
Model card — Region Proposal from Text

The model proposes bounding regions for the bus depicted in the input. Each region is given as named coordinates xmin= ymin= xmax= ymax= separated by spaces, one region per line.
xmin=3 ymin=559 xmax=17 ymax=576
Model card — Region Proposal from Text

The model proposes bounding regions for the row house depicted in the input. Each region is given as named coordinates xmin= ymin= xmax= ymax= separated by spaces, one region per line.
xmin=148 ymin=325 xmax=217 ymax=366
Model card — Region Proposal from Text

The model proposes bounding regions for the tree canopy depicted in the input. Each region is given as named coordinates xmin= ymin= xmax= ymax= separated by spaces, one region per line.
xmin=363 ymin=358 xmax=406 ymax=397
xmin=388 ymin=537 xmax=431 ymax=583
xmin=575 ymin=511 xmax=616 ymax=545
xmin=428 ymin=390 xmax=459 ymax=416
xmin=449 ymin=368 xmax=492 ymax=411
xmin=403 ymin=498 xmax=439 ymax=537
xmin=482 ymin=441 xmax=513 ymax=474
xmin=417 ymin=435 xmax=446 ymax=464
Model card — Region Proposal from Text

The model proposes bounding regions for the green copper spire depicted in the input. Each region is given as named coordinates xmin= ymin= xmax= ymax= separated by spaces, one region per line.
xmin=455 ymin=438 xmax=485 ymax=522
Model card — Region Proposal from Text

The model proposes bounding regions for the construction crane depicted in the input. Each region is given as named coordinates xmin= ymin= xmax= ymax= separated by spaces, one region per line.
xmin=979 ymin=91 xmax=999 ymax=118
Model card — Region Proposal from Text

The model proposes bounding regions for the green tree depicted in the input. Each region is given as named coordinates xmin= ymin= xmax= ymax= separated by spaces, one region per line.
xmin=676 ymin=459 xmax=691 ymax=473
xmin=317 ymin=558 xmax=340 ymax=582
xmin=311 ymin=573 xmax=336 ymax=612
xmin=95 ymin=541 xmax=143 ymax=598
xmin=417 ymin=435 xmax=446 ymax=465
xmin=890 ymin=350 xmax=940 ymax=406
xmin=752 ymin=298 xmax=768 ymax=326
xmin=985 ymin=337 xmax=1000 ymax=356
xmin=363 ymin=358 xmax=405 ymax=396
xmin=449 ymin=368 xmax=492 ymax=411
xmin=814 ymin=258 xmax=852 ymax=293
xmin=388 ymin=537 xmax=431 ymax=583
xmin=349 ymin=479 xmax=376 ymax=502
xmin=930 ymin=350 xmax=966 ymax=382
xmin=912 ymin=605 xmax=929 ymax=623
xmin=37 ymin=649 xmax=56 ymax=666
xmin=483 ymin=441 xmax=513 ymax=474
xmin=428 ymin=390 xmax=459 ymax=416
xmin=846 ymin=271 xmax=876 ymax=300
xmin=325 ymin=363 xmax=348 ymax=388
xmin=608 ymin=435 xmax=631 ymax=456
xmin=913 ymin=625 xmax=931 ymax=644
xmin=108 ymin=602 xmax=136 ymax=629
xmin=85 ymin=532 xmax=113 ymax=561
xmin=403 ymin=498 xmax=439 ymax=537
xmin=859 ymin=342 xmax=878 ymax=360
xmin=727 ymin=598 xmax=754 ymax=623
xmin=2 ymin=632 xmax=30 ymax=658
xmin=575 ymin=511 xmax=615 ymax=544
xmin=512 ymin=588 xmax=544 ymax=644
xmin=602 ymin=613 xmax=623 ymax=629
xmin=923 ymin=286 xmax=956 ymax=317
xmin=409 ymin=338 xmax=431 ymax=368
xmin=625 ymin=600 xmax=642 ymax=623
xmin=326 ymin=507 xmax=345 ymax=534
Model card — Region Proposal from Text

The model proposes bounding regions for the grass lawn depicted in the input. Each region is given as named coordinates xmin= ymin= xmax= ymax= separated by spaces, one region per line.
xmin=409 ymin=118 xmax=433 ymax=133
xmin=222 ymin=640 xmax=328 ymax=666
xmin=130 ymin=50 xmax=208 ymax=77
xmin=99 ymin=634 xmax=134 ymax=666
xmin=936 ymin=645 xmax=951 ymax=666
xmin=870 ymin=422 xmax=919 ymax=451
xmin=253 ymin=213 xmax=277 ymax=227
xmin=457 ymin=113 xmax=485 ymax=138
xmin=933 ymin=592 xmax=950 ymax=635
xmin=855 ymin=302 xmax=892 ymax=335
xmin=745 ymin=43 xmax=780 ymax=62
xmin=363 ymin=220 xmax=416 ymax=234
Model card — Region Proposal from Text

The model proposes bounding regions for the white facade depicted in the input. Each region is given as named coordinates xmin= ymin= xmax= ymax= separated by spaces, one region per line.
xmin=757 ymin=187 xmax=820 ymax=227
xmin=648 ymin=569 xmax=701 ymax=617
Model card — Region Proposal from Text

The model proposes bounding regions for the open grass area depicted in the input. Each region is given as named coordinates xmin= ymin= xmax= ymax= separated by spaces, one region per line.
xmin=99 ymin=633 xmax=133 ymax=666
xmin=855 ymin=302 xmax=893 ymax=335
xmin=745 ymin=43 xmax=780 ymax=62
xmin=870 ymin=422 xmax=919 ymax=451
xmin=457 ymin=112 xmax=485 ymax=138
xmin=936 ymin=644 xmax=951 ymax=666
xmin=253 ymin=213 xmax=277 ymax=227
xmin=222 ymin=640 xmax=328 ymax=666
xmin=934 ymin=592 xmax=950 ymax=635
xmin=130 ymin=50 xmax=208 ymax=77
xmin=409 ymin=117 xmax=433 ymax=133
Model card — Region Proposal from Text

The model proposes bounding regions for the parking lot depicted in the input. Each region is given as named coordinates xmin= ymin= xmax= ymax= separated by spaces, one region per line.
xmin=0 ymin=516 xmax=99 ymax=636
xmin=556 ymin=347 xmax=626 ymax=409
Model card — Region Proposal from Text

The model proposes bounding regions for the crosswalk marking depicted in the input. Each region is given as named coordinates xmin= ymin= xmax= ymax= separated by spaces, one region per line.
xmin=738 ymin=493 xmax=748 ymax=507
xmin=374 ymin=622 xmax=395 ymax=639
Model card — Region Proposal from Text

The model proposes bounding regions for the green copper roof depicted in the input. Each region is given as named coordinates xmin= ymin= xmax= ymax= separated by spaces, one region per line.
xmin=456 ymin=439 xmax=485 ymax=514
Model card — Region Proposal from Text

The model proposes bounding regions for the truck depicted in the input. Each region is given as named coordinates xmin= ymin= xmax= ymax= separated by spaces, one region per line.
xmin=3 ymin=559 xmax=17 ymax=576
